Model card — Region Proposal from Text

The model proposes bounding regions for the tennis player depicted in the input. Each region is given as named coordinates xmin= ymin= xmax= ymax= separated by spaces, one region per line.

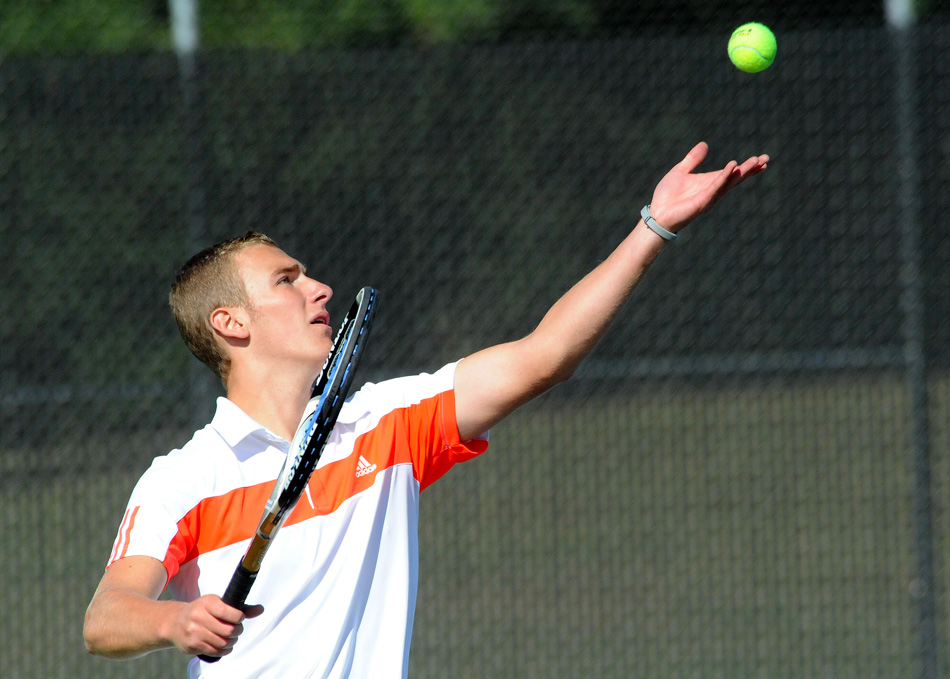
xmin=84 ymin=142 xmax=768 ymax=677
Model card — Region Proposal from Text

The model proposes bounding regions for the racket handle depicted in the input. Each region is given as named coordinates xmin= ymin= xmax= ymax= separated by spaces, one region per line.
xmin=221 ymin=563 xmax=257 ymax=608
xmin=197 ymin=564 xmax=258 ymax=663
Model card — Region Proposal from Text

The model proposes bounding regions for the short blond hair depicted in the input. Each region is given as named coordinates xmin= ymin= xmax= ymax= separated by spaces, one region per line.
xmin=169 ymin=232 xmax=277 ymax=386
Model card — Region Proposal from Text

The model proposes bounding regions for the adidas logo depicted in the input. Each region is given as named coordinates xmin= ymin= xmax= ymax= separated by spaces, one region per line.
xmin=356 ymin=455 xmax=377 ymax=478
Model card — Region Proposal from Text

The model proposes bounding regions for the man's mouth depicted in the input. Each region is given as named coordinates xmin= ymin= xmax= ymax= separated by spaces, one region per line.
xmin=311 ymin=312 xmax=330 ymax=326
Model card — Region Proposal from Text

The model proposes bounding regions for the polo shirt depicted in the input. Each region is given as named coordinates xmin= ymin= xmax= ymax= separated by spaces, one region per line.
xmin=107 ymin=362 xmax=489 ymax=678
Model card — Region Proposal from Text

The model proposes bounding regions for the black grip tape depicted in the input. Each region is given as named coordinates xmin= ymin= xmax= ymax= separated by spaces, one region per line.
xmin=222 ymin=564 xmax=257 ymax=608
xmin=197 ymin=565 xmax=258 ymax=663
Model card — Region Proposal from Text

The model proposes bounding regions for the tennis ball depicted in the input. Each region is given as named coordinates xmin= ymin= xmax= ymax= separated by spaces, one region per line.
xmin=728 ymin=22 xmax=777 ymax=73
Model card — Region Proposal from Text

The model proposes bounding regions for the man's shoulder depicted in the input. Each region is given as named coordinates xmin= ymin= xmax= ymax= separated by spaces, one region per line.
xmin=131 ymin=424 xmax=235 ymax=499
xmin=348 ymin=362 xmax=459 ymax=413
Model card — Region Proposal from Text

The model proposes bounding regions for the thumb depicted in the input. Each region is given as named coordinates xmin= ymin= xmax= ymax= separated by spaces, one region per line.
xmin=676 ymin=141 xmax=710 ymax=173
xmin=243 ymin=604 xmax=265 ymax=619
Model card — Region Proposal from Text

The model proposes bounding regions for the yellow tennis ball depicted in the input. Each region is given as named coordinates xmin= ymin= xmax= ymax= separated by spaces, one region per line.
xmin=728 ymin=22 xmax=777 ymax=73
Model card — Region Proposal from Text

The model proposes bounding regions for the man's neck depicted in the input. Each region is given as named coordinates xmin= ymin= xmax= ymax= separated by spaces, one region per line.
xmin=226 ymin=368 xmax=314 ymax=442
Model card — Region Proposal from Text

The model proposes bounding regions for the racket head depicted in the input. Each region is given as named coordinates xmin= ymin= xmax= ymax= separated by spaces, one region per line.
xmin=266 ymin=286 xmax=378 ymax=521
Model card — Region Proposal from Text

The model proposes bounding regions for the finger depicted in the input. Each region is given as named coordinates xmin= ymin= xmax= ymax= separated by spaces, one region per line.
xmin=719 ymin=157 xmax=767 ymax=195
xmin=207 ymin=624 xmax=243 ymax=652
xmin=213 ymin=622 xmax=249 ymax=654
xmin=199 ymin=644 xmax=233 ymax=658
xmin=192 ymin=631 xmax=233 ymax=657
xmin=208 ymin=599 xmax=247 ymax=625
xmin=676 ymin=141 xmax=710 ymax=173
xmin=183 ymin=613 xmax=233 ymax=643
xmin=706 ymin=160 xmax=739 ymax=198
xmin=709 ymin=162 xmax=747 ymax=202
xmin=243 ymin=604 xmax=266 ymax=619
xmin=195 ymin=605 xmax=242 ymax=639
xmin=737 ymin=155 xmax=768 ymax=177
xmin=203 ymin=618 xmax=239 ymax=643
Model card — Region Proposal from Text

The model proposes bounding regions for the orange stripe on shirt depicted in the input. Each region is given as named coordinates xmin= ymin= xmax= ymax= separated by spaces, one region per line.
xmin=161 ymin=389 xmax=487 ymax=578
xmin=110 ymin=506 xmax=139 ymax=564
xmin=108 ymin=508 xmax=131 ymax=564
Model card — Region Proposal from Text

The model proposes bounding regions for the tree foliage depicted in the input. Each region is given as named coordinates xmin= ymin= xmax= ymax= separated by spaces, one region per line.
xmin=0 ymin=0 xmax=934 ymax=54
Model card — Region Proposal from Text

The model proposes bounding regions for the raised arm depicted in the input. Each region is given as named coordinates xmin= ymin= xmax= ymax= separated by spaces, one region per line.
xmin=84 ymin=556 xmax=261 ymax=659
xmin=454 ymin=142 xmax=769 ymax=440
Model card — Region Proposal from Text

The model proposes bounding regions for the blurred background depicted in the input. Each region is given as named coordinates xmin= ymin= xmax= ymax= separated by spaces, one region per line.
xmin=3 ymin=0 xmax=950 ymax=677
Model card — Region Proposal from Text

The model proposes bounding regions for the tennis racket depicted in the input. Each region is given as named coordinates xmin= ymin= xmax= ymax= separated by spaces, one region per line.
xmin=200 ymin=286 xmax=378 ymax=663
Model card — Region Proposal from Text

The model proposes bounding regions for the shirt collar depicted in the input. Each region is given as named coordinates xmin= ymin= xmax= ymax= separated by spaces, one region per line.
xmin=210 ymin=397 xmax=289 ymax=449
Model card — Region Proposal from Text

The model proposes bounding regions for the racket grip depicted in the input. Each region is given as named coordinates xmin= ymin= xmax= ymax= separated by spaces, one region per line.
xmin=221 ymin=563 xmax=257 ymax=609
xmin=197 ymin=564 xmax=258 ymax=663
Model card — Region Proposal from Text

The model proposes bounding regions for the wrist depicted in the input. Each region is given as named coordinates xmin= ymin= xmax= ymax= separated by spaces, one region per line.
xmin=640 ymin=205 xmax=677 ymax=241
xmin=155 ymin=600 xmax=187 ymax=652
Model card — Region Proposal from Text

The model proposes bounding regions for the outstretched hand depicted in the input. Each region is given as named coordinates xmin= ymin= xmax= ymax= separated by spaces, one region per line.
xmin=648 ymin=142 xmax=769 ymax=235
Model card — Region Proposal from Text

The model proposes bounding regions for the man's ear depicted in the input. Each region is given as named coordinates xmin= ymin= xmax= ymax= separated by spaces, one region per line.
xmin=209 ymin=307 xmax=250 ymax=341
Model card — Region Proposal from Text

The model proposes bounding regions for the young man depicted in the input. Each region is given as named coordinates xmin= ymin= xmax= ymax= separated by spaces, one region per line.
xmin=84 ymin=142 xmax=768 ymax=677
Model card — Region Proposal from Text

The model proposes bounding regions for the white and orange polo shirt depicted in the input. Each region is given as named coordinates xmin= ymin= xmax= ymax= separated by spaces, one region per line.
xmin=107 ymin=362 xmax=489 ymax=678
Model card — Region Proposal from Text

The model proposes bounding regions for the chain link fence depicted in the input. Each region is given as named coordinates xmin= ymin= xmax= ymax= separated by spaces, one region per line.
xmin=2 ymin=6 xmax=950 ymax=679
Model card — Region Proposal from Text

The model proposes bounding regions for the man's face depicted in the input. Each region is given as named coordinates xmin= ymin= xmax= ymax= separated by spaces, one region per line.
xmin=232 ymin=244 xmax=334 ymax=374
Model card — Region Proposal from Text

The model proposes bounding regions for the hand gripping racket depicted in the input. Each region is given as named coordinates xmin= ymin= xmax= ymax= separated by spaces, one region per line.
xmin=200 ymin=286 xmax=377 ymax=663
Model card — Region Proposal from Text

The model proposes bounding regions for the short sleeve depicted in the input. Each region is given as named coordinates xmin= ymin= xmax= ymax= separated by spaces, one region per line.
xmin=345 ymin=362 xmax=490 ymax=491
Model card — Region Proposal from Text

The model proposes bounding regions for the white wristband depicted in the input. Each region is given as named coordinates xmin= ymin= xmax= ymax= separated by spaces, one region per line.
xmin=641 ymin=205 xmax=678 ymax=241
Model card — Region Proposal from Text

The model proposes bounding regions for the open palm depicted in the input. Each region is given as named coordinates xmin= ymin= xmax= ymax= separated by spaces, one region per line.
xmin=649 ymin=142 xmax=769 ymax=234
